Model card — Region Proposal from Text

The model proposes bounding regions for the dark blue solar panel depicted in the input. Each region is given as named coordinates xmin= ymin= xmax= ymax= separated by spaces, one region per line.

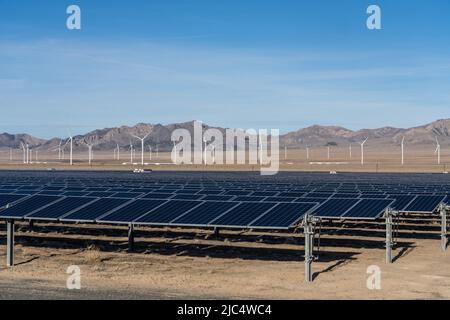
xmin=141 ymin=192 xmax=174 ymax=199
xmin=359 ymin=194 xmax=387 ymax=199
xmin=263 ymin=196 xmax=296 ymax=202
xmin=38 ymin=190 xmax=64 ymax=196
xmin=341 ymin=199 xmax=394 ymax=219
xmin=201 ymin=195 xmax=235 ymax=201
xmin=0 ymin=194 xmax=27 ymax=208
xmin=197 ymin=190 xmax=223 ymax=195
xmin=98 ymin=199 xmax=166 ymax=223
xmin=63 ymin=191 xmax=90 ymax=197
xmin=234 ymin=196 xmax=266 ymax=202
xmin=170 ymin=194 xmax=204 ymax=200
xmin=402 ymin=195 xmax=445 ymax=213
xmin=296 ymin=197 xmax=329 ymax=204
xmin=312 ymin=198 xmax=360 ymax=218
xmin=27 ymin=197 xmax=97 ymax=220
xmin=0 ymin=195 xmax=62 ymax=219
xmin=250 ymin=191 xmax=279 ymax=197
xmin=135 ymin=200 xmax=202 ymax=225
xmin=224 ymin=190 xmax=252 ymax=196
xmin=278 ymin=192 xmax=305 ymax=198
xmin=250 ymin=202 xmax=318 ymax=228
xmin=111 ymin=192 xmax=145 ymax=199
xmin=62 ymin=198 xmax=132 ymax=222
xmin=388 ymin=195 xmax=416 ymax=211
xmin=171 ymin=201 xmax=238 ymax=226
xmin=211 ymin=202 xmax=276 ymax=227
xmin=87 ymin=191 xmax=116 ymax=198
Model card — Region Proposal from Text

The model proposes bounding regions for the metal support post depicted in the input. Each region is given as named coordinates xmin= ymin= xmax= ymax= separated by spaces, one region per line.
xmin=29 ymin=220 xmax=34 ymax=232
xmin=214 ymin=227 xmax=220 ymax=238
xmin=384 ymin=209 xmax=396 ymax=264
xmin=128 ymin=224 xmax=134 ymax=252
xmin=7 ymin=220 xmax=15 ymax=267
xmin=440 ymin=204 xmax=448 ymax=251
xmin=302 ymin=214 xmax=319 ymax=282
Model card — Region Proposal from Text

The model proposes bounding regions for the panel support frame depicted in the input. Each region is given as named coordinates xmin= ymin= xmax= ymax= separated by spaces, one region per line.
xmin=128 ymin=223 xmax=134 ymax=252
xmin=302 ymin=214 xmax=320 ymax=282
xmin=384 ymin=208 xmax=398 ymax=264
xmin=6 ymin=220 xmax=15 ymax=267
xmin=439 ymin=204 xmax=448 ymax=251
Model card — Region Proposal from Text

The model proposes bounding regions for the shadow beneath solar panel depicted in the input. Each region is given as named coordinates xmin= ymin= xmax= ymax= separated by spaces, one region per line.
xmin=392 ymin=245 xmax=415 ymax=263
xmin=1 ymin=224 xmax=362 ymax=263
xmin=7 ymin=234 xmax=361 ymax=263
xmin=312 ymin=258 xmax=353 ymax=281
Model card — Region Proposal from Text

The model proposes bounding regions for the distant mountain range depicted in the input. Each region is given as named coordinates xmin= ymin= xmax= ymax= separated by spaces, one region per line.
xmin=1 ymin=119 xmax=450 ymax=151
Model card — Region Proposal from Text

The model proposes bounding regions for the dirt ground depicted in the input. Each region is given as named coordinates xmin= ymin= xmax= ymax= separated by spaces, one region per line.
xmin=0 ymin=217 xmax=449 ymax=300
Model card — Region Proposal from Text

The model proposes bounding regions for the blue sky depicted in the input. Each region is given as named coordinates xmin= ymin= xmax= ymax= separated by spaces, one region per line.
xmin=1 ymin=0 xmax=450 ymax=138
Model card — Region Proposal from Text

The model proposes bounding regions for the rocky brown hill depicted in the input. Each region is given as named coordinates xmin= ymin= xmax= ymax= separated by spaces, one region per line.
xmin=1 ymin=119 xmax=450 ymax=151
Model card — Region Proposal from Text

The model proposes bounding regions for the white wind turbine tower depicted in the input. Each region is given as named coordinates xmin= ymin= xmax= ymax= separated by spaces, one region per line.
xmin=349 ymin=144 xmax=352 ymax=159
xmin=84 ymin=141 xmax=93 ymax=165
xmin=116 ymin=144 xmax=120 ymax=161
xmin=284 ymin=145 xmax=287 ymax=160
xmin=69 ymin=135 xmax=73 ymax=166
xmin=132 ymin=133 xmax=150 ymax=166
xmin=57 ymin=139 xmax=62 ymax=160
xmin=360 ymin=138 xmax=368 ymax=165
xmin=435 ymin=137 xmax=441 ymax=165
xmin=26 ymin=143 xmax=29 ymax=164
xmin=129 ymin=141 xmax=134 ymax=164
xmin=327 ymin=146 xmax=330 ymax=160
xmin=401 ymin=137 xmax=405 ymax=166
xmin=211 ymin=145 xmax=216 ymax=164
xmin=65 ymin=130 xmax=74 ymax=166
xmin=20 ymin=142 xmax=26 ymax=164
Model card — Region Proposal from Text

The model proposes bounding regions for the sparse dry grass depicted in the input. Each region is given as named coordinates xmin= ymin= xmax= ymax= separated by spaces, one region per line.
xmin=84 ymin=245 xmax=102 ymax=264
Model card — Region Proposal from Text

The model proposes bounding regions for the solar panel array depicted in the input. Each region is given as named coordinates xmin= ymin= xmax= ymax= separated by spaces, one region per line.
xmin=0 ymin=171 xmax=448 ymax=230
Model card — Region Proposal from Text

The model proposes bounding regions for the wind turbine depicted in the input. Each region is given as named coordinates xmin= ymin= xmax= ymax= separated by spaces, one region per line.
xmin=360 ymin=138 xmax=368 ymax=165
xmin=435 ymin=137 xmax=441 ymax=165
xmin=84 ymin=141 xmax=93 ymax=165
xmin=284 ymin=145 xmax=287 ymax=160
xmin=66 ymin=131 xmax=73 ymax=166
xmin=401 ymin=137 xmax=405 ymax=166
xmin=20 ymin=142 xmax=26 ymax=164
xmin=114 ymin=143 xmax=120 ymax=160
xmin=327 ymin=146 xmax=330 ymax=160
xmin=57 ymin=139 xmax=62 ymax=160
xmin=132 ymin=133 xmax=150 ymax=166
xmin=129 ymin=141 xmax=134 ymax=164
xmin=349 ymin=144 xmax=352 ymax=159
